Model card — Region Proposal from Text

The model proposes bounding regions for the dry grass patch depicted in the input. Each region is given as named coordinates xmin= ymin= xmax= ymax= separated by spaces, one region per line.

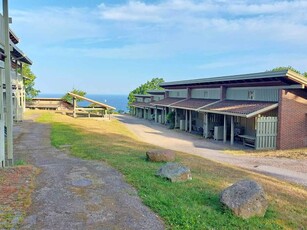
xmin=0 ymin=166 xmax=38 ymax=229
xmin=224 ymin=148 xmax=307 ymax=159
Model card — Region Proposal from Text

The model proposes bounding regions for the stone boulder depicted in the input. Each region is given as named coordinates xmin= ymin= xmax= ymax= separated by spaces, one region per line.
xmin=146 ymin=149 xmax=176 ymax=162
xmin=220 ymin=179 xmax=268 ymax=219
xmin=156 ymin=162 xmax=192 ymax=182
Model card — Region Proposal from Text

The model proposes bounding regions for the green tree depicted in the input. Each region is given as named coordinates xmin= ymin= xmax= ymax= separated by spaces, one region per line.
xmin=21 ymin=64 xmax=40 ymax=100
xmin=128 ymin=77 xmax=164 ymax=105
xmin=269 ymin=66 xmax=307 ymax=77
xmin=62 ymin=88 xmax=86 ymax=104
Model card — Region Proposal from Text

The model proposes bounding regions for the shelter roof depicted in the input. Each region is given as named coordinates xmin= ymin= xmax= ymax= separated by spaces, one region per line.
xmin=150 ymin=97 xmax=185 ymax=107
xmin=147 ymin=89 xmax=165 ymax=95
xmin=32 ymin=98 xmax=63 ymax=101
xmin=130 ymin=102 xmax=151 ymax=108
xmin=68 ymin=92 xmax=116 ymax=110
xmin=161 ymin=70 xmax=307 ymax=88
xmin=199 ymin=100 xmax=278 ymax=118
xmin=133 ymin=94 xmax=153 ymax=98
xmin=170 ymin=99 xmax=218 ymax=111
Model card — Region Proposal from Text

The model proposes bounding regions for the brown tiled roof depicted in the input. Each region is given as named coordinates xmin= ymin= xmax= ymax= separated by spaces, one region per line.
xmin=199 ymin=100 xmax=278 ymax=118
xmin=130 ymin=102 xmax=151 ymax=108
xmin=150 ymin=98 xmax=184 ymax=107
xmin=170 ymin=99 xmax=218 ymax=110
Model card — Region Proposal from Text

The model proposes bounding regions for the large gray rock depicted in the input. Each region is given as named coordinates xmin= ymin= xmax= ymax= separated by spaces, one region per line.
xmin=156 ymin=163 xmax=192 ymax=182
xmin=146 ymin=149 xmax=176 ymax=162
xmin=220 ymin=179 xmax=268 ymax=219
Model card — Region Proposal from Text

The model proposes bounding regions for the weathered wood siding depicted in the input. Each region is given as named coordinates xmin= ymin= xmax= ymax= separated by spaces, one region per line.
xmin=153 ymin=95 xmax=164 ymax=101
xmin=256 ymin=116 xmax=278 ymax=150
xmin=226 ymin=87 xmax=279 ymax=102
xmin=168 ymin=89 xmax=187 ymax=98
xmin=191 ymin=88 xmax=220 ymax=99
xmin=144 ymin=98 xmax=151 ymax=103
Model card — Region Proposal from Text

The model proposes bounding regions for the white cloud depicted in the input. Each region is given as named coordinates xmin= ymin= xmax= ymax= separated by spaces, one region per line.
xmin=11 ymin=7 xmax=103 ymax=45
xmin=9 ymin=1 xmax=307 ymax=64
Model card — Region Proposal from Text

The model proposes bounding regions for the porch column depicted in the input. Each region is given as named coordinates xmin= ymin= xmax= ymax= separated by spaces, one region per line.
xmin=0 ymin=69 xmax=5 ymax=167
xmin=185 ymin=110 xmax=188 ymax=131
xmin=73 ymin=97 xmax=76 ymax=118
xmin=165 ymin=107 xmax=168 ymax=124
xmin=174 ymin=109 xmax=177 ymax=128
xmin=189 ymin=110 xmax=192 ymax=132
xmin=203 ymin=112 xmax=209 ymax=138
xmin=155 ymin=107 xmax=158 ymax=123
xmin=230 ymin=116 xmax=234 ymax=145
xmin=3 ymin=0 xmax=13 ymax=165
xmin=223 ymin=115 xmax=227 ymax=143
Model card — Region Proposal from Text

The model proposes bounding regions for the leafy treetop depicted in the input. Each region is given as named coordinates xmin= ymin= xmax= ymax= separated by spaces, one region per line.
xmin=20 ymin=64 xmax=40 ymax=100
xmin=128 ymin=77 xmax=164 ymax=105
xmin=62 ymin=88 xmax=86 ymax=104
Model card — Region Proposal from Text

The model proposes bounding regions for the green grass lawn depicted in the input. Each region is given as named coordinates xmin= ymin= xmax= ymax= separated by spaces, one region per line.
xmin=35 ymin=111 xmax=307 ymax=229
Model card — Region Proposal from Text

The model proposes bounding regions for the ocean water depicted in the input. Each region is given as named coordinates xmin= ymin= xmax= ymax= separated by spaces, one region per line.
xmin=38 ymin=94 xmax=129 ymax=112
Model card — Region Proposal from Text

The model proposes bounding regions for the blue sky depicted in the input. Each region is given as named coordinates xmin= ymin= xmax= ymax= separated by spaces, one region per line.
xmin=7 ymin=0 xmax=307 ymax=94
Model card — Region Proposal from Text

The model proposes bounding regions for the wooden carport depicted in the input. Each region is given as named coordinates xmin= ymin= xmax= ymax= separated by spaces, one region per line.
xmin=68 ymin=92 xmax=116 ymax=118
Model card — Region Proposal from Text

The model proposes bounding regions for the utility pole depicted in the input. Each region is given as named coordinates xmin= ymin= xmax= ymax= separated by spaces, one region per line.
xmin=3 ymin=0 xmax=14 ymax=165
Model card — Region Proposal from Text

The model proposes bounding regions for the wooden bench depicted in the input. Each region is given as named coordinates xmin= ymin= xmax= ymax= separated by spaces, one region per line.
xmin=238 ymin=135 xmax=256 ymax=148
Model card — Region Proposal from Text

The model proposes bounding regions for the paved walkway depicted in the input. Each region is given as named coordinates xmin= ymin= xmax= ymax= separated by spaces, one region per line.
xmin=117 ymin=115 xmax=307 ymax=187
xmin=13 ymin=116 xmax=164 ymax=230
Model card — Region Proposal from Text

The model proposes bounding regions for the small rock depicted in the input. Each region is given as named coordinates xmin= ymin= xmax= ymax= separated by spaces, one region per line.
xmin=156 ymin=162 xmax=192 ymax=182
xmin=220 ymin=179 xmax=268 ymax=219
xmin=146 ymin=149 xmax=176 ymax=162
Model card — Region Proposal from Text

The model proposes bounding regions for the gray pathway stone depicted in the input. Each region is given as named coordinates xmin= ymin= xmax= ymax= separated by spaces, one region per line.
xmin=14 ymin=116 xmax=164 ymax=230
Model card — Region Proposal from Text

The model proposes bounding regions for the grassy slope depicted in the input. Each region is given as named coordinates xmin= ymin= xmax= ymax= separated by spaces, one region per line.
xmin=36 ymin=111 xmax=307 ymax=229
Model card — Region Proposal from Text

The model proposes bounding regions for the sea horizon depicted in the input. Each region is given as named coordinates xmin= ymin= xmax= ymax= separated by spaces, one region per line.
xmin=38 ymin=93 xmax=129 ymax=112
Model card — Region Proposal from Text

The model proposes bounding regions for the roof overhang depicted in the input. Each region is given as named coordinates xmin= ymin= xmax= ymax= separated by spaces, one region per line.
xmin=160 ymin=70 xmax=307 ymax=89
xmin=9 ymin=29 xmax=19 ymax=44
xmin=169 ymin=99 xmax=219 ymax=111
xmin=11 ymin=43 xmax=32 ymax=65
xmin=150 ymin=98 xmax=186 ymax=107
xmin=199 ymin=101 xmax=279 ymax=118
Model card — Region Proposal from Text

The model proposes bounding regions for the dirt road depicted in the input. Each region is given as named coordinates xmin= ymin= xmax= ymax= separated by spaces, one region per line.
xmin=13 ymin=116 xmax=164 ymax=230
xmin=117 ymin=115 xmax=307 ymax=187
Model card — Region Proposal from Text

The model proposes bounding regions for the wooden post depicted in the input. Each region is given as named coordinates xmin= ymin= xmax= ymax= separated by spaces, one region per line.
xmin=165 ymin=107 xmax=167 ymax=124
xmin=203 ymin=112 xmax=208 ymax=138
xmin=3 ymin=0 xmax=13 ymax=165
xmin=189 ymin=110 xmax=192 ymax=132
xmin=155 ymin=107 xmax=158 ymax=123
xmin=174 ymin=109 xmax=177 ymax=128
xmin=223 ymin=115 xmax=227 ymax=143
xmin=73 ymin=97 xmax=76 ymax=118
xmin=0 ymin=69 xmax=5 ymax=167
xmin=230 ymin=116 xmax=234 ymax=145
xmin=185 ymin=110 xmax=188 ymax=131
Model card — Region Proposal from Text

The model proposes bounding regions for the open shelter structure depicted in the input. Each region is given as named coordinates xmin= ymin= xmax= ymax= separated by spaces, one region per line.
xmin=68 ymin=92 xmax=116 ymax=118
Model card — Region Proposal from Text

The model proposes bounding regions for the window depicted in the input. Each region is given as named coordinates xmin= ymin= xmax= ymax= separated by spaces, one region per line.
xmin=247 ymin=90 xmax=255 ymax=100
xmin=204 ymin=91 xmax=208 ymax=98
xmin=176 ymin=91 xmax=180 ymax=97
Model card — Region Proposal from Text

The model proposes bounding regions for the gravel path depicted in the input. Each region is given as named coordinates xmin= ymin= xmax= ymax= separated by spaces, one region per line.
xmin=13 ymin=116 xmax=164 ymax=230
xmin=117 ymin=115 xmax=307 ymax=187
